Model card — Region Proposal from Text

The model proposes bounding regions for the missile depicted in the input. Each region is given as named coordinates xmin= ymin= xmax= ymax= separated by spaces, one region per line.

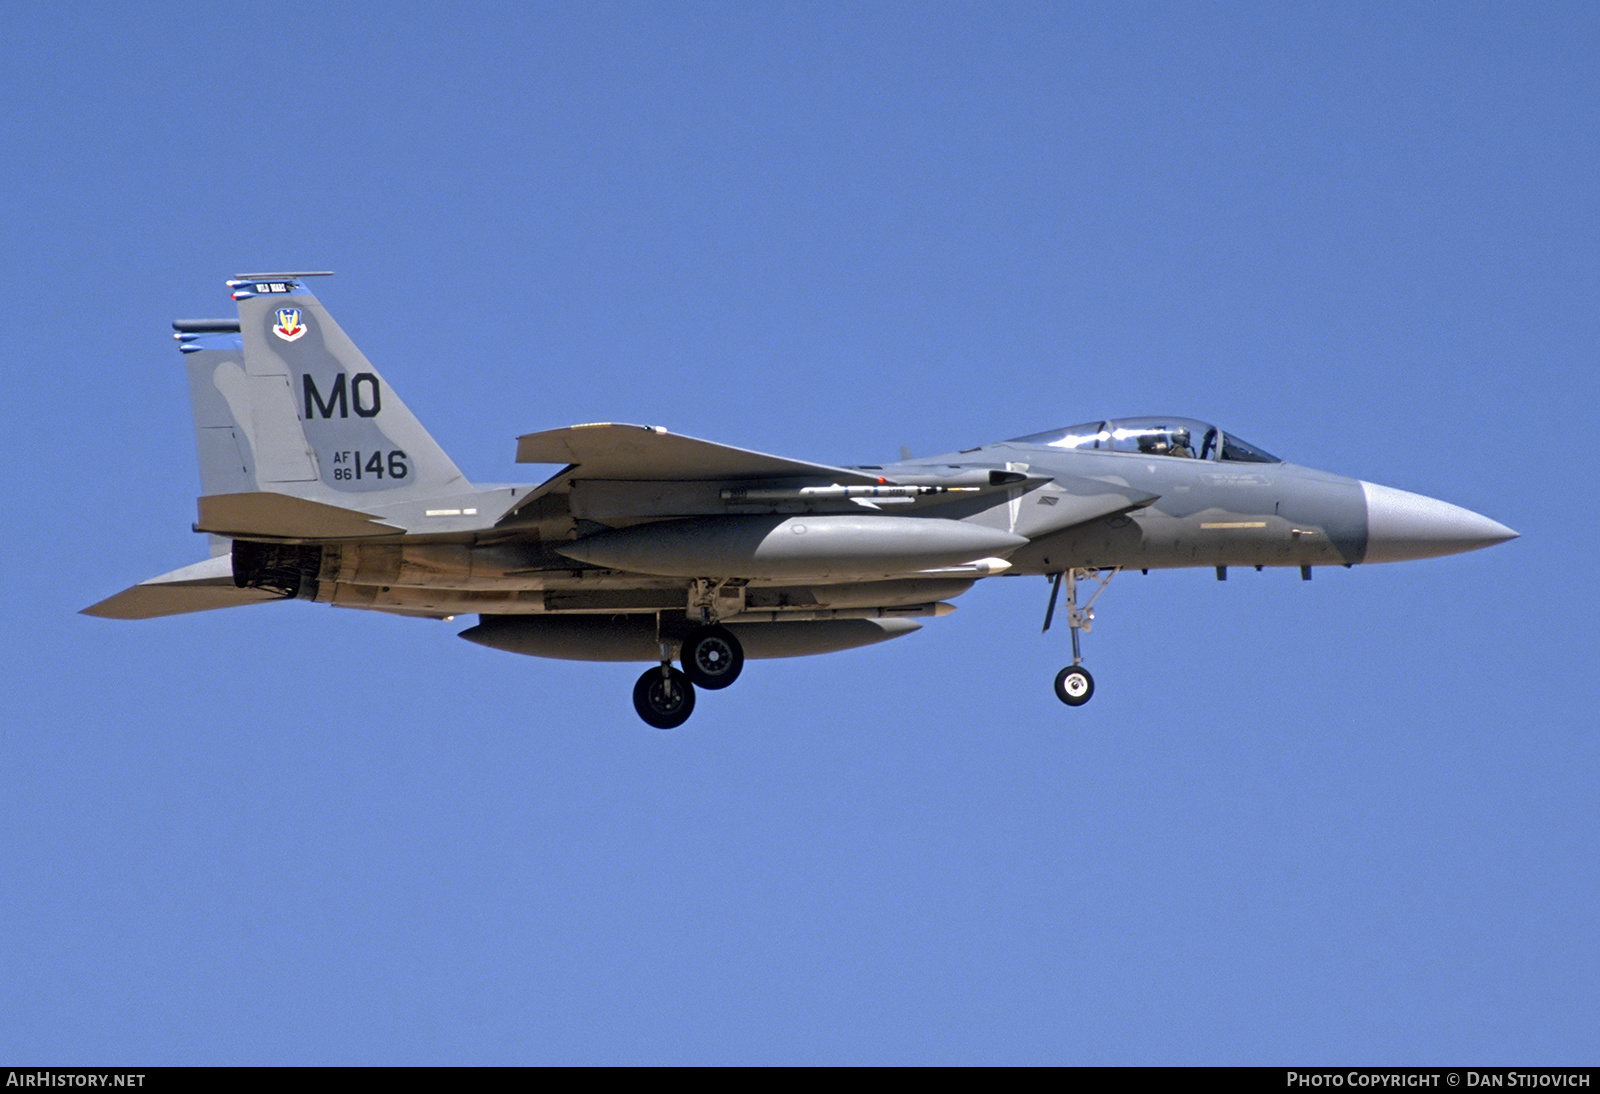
xmin=555 ymin=514 xmax=1029 ymax=579
xmin=718 ymin=467 xmax=1030 ymax=503
xmin=720 ymin=484 xmax=978 ymax=503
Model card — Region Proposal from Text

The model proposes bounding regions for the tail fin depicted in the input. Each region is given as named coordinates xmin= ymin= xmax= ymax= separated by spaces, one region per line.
xmin=82 ymin=275 xmax=493 ymax=617
xmin=178 ymin=273 xmax=470 ymax=511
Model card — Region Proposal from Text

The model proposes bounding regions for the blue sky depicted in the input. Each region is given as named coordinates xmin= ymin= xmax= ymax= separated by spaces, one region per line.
xmin=3 ymin=1 xmax=1595 ymax=1064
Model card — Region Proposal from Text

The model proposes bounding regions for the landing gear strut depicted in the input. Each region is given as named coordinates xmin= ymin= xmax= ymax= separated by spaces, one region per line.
xmin=1043 ymin=567 xmax=1118 ymax=707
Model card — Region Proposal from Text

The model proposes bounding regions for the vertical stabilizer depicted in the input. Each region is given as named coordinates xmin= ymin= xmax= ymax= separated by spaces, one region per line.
xmin=177 ymin=319 xmax=255 ymax=499
xmin=177 ymin=274 xmax=471 ymax=513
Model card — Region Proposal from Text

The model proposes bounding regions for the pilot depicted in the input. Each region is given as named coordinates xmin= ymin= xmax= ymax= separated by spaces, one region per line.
xmin=1169 ymin=428 xmax=1194 ymax=458
xmin=1136 ymin=433 xmax=1170 ymax=456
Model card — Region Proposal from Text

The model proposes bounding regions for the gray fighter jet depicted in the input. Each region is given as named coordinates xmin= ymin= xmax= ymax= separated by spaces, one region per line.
xmin=84 ymin=274 xmax=1518 ymax=727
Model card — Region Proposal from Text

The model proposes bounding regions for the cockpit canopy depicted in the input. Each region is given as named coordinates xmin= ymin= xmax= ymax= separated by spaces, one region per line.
xmin=1010 ymin=417 xmax=1282 ymax=463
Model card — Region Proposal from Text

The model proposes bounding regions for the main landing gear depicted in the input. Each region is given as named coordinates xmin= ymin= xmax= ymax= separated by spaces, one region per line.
xmin=630 ymin=622 xmax=746 ymax=729
xmin=633 ymin=664 xmax=696 ymax=729
xmin=1043 ymin=567 xmax=1118 ymax=707
xmin=681 ymin=624 xmax=744 ymax=690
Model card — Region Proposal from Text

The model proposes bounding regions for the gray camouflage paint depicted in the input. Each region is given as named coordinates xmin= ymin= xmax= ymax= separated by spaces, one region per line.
xmin=87 ymin=276 xmax=1515 ymax=680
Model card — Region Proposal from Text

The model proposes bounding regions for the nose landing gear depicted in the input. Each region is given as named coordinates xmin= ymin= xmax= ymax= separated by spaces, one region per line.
xmin=1044 ymin=567 xmax=1117 ymax=707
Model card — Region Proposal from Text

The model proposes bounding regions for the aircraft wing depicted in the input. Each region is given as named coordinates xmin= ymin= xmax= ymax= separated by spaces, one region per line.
xmin=515 ymin=423 xmax=884 ymax=484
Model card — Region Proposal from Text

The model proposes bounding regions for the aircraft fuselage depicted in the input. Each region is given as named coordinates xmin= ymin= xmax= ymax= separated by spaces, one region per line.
xmin=83 ymin=278 xmax=1517 ymax=726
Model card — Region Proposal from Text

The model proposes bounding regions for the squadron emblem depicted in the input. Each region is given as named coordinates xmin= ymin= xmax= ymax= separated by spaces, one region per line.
xmin=273 ymin=307 xmax=306 ymax=342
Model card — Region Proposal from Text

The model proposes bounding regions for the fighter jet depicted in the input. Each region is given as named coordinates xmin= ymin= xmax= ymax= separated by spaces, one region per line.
xmin=84 ymin=274 xmax=1518 ymax=728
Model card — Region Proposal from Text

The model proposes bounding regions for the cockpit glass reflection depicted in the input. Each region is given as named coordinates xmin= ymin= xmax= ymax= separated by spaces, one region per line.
xmin=1011 ymin=417 xmax=1281 ymax=463
xmin=1018 ymin=421 xmax=1109 ymax=451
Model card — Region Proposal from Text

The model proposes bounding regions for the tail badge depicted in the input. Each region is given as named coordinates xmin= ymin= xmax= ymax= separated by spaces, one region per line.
xmin=273 ymin=308 xmax=307 ymax=342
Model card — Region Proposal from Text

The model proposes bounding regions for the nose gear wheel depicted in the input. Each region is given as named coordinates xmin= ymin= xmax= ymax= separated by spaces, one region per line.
xmin=1054 ymin=665 xmax=1094 ymax=706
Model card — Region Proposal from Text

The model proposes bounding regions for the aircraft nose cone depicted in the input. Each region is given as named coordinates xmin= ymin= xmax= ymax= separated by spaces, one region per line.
xmin=1360 ymin=481 xmax=1518 ymax=563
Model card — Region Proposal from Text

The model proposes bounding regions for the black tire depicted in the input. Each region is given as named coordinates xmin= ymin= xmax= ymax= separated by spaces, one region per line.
xmin=633 ymin=666 xmax=696 ymax=729
xmin=681 ymin=625 xmax=744 ymax=690
xmin=1054 ymin=665 xmax=1094 ymax=707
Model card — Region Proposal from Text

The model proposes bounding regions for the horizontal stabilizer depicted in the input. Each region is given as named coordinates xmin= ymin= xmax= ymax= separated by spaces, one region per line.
xmin=196 ymin=492 xmax=402 ymax=539
xmin=81 ymin=555 xmax=280 ymax=619
xmin=516 ymin=423 xmax=883 ymax=484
